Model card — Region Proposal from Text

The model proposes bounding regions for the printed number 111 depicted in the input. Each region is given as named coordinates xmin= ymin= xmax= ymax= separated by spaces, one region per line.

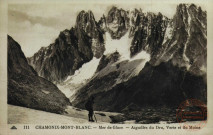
xmin=24 ymin=125 xmax=30 ymax=129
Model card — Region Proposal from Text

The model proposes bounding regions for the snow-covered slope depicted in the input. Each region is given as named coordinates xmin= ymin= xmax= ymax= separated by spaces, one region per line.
xmin=8 ymin=105 xmax=89 ymax=124
xmin=96 ymin=29 xmax=151 ymax=82
xmin=8 ymin=105 xmax=119 ymax=124
xmin=104 ymin=32 xmax=131 ymax=60
xmin=57 ymin=57 xmax=101 ymax=99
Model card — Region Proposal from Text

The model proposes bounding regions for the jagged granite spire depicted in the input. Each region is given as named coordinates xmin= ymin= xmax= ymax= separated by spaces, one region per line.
xmin=28 ymin=10 xmax=105 ymax=83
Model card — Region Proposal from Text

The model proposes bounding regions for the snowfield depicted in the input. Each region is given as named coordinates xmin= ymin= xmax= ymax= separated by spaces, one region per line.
xmin=8 ymin=105 xmax=119 ymax=124
xmin=104 ymin=32 xmax=131 ymax=60
xmin=8 ymin=105 xmax=89 ymax=124
xmin=64 ymin=57 xmax=101 ymax=84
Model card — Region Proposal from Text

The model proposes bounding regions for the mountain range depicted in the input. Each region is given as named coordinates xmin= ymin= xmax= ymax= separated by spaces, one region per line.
xmin=8 ymin=4 xmax=207 ymax=115
xmin=72 ymin=4 xmax=207 ymax=112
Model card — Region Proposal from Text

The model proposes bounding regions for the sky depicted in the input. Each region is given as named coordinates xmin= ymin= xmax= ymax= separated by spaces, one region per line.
xmin=8 ymin=2 xmax=206 ymax=57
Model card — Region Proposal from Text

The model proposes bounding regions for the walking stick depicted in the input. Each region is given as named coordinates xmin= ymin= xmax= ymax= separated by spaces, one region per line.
xmin=93 ymin=113 xmax=97 ymax=123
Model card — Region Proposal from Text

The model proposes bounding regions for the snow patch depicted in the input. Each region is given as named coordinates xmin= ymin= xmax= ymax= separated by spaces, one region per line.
xmin=65 ymin=57 xmax=100 ymax=84
xmin=123 ymin=120 xmax=136 ymax=124
xmin=104 ymin=31 xmax=150 ymax=80
xmin=57 ymin=85 xmax=74 ymax=98
xmin=97 ymin=31 xmax=150 ymax=86
xmin=200 ymin=65 xmax=206 ymax=72
xmin=58 ymin=57 xmax=101 ymax=99
xmin=104 ymin=32 xmax=132 ymax=61
xmin=127 ymin=51 xmax=150 ymax=78
xmin=162 ymin=23 xmax=173 ymax=44
xmin=182 ymin=9 xmax=191 ymax=70
xmin=130 ymin=50 xmax=150 ymax=62
xmin=41 ymin=90 xmax=50 ymax=94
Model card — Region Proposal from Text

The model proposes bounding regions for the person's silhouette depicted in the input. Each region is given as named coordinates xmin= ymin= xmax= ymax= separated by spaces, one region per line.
xmin=85 ymin=96 xmax=95 ymax=122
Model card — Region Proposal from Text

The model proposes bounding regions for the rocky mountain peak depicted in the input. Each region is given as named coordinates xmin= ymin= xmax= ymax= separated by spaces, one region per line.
xmin=28 ymin=10 xmax=105 ymax=83
xmin=75 ymin=10 xmax=98 ymax=38
xmin=154 ymin=3 xmax=207 ymax=75
xmin=106 ymin=6 xmax=130 ymax=39
xmin=72 ymin=4 xmax=207 ymax=111
xmin=28 ymin=3 xmax=206 ymax=84
xmin=129 ymin=9 xmax=169 ymax=57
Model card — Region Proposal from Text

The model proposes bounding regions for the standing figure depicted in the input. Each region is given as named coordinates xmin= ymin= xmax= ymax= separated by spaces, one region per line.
xmin=85 ymin=96 xmax=95 ymax=122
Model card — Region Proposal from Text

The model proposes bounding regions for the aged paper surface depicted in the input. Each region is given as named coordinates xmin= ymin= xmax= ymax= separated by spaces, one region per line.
xmin=0 ymin=0 xmax=213 ymax=134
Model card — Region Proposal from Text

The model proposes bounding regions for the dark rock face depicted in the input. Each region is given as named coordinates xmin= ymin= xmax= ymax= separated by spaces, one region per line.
xmin=72 ymin=58 xmax=148 ymax=109
xmin=153 ymin=4 xmax=207 ymax=76
xmin=96 ymin=51 xmax=120 ymax=72
xmin=101 ymin=4 xmax=206 ymax=76
xmin=28 ymin=11 xmax=105 ymax=83
xmin=105 ymin=6 xmax=130 ymax=39
xmin=100 ymin=7 xmax=169 ymax=57
xmin=74 ymin=61 xmax=206 ymax=112
xmin=28 ymin=29 xmax=83 ymax=82
xmin=8 ymin=35 xmax=71 ymax=114
xmin=75 ymin=10 xmax=105 ymax=58
xmin=129 ymin=10 xmax=169 ymax=57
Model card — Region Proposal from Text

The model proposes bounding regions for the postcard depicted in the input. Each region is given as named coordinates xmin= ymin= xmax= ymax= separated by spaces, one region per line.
xmin=0 ymin=0 xmax=212 ymax=134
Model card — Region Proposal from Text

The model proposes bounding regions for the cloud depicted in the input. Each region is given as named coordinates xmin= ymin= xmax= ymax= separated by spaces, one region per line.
xmin=8 ymin=9 xmax=68 ymax=30
xmin=8 ymin=19 xmax=59 ymax=57
xmin=8 ymin=5 xmax=68 ymax=57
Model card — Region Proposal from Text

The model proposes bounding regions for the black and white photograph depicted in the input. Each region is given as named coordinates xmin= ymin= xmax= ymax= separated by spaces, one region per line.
xmin=0 ymin=0 xmax=212 ymax=135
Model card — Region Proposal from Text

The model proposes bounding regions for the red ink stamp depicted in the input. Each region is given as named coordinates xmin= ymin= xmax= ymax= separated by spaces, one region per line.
xmin=176 ymin=99 xmax=207 ymax=131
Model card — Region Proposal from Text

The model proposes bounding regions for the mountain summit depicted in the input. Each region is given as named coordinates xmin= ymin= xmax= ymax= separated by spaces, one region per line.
xmin=28 ymin=10 xmax=105 ymax=83
xmin=153 ymin=4 xmax=207 ymax=76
